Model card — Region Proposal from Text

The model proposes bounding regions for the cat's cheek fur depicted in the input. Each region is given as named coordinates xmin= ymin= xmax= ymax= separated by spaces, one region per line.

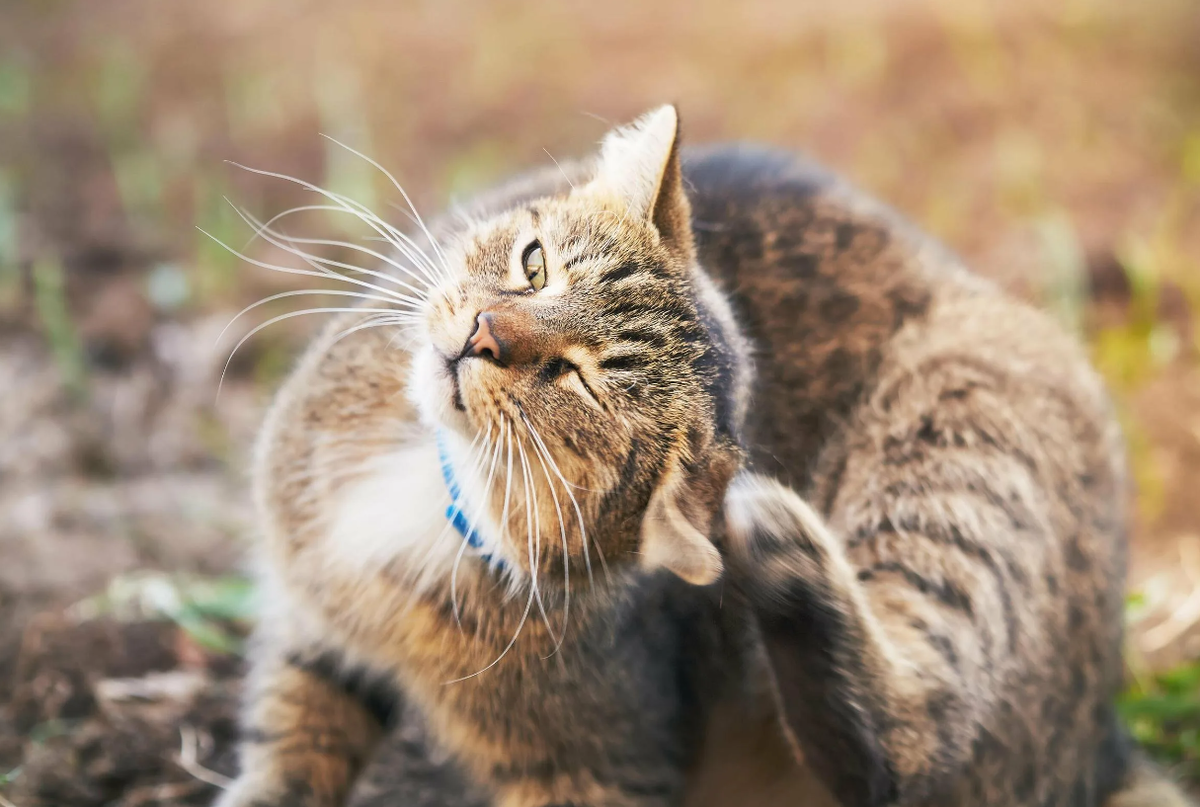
xmin=407 ymin=343 xmax=461 ymax=432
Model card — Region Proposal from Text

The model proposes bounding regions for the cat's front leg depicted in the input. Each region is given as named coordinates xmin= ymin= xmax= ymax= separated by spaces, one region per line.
xmin=723 ymin=471 xmax=990 ymax=807
xmin=216 ymin=637 xmax=396 ymax=807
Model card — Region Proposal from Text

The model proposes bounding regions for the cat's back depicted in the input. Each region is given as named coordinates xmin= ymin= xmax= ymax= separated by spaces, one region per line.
xmin=686 ymin=144 xmax=1132 ymax=806
xmin=682 ymin=144 xmax=1120 ymax=496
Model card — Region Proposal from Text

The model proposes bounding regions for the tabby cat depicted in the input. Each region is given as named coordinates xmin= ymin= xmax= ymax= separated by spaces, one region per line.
xmin=216 ymin=106 xmax=1191 ymax=807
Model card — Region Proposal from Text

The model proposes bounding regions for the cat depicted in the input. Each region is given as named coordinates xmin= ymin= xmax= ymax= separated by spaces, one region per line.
xmin=215 ymin=106 xmax=1191 ymax=807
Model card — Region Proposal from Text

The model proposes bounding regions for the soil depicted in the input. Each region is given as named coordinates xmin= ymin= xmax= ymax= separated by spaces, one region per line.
xmin=0 ymin=616 xmax=485 ymax=807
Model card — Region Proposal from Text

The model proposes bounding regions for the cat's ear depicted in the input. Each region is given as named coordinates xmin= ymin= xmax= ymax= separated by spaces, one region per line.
xmin=639 ymin=447 xmax=737 ymax=586
xmin=589 ymin=104 xmax=693 ymax=259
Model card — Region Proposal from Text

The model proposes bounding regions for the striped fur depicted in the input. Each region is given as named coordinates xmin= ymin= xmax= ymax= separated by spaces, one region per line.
xmin=216 ymin=108 xmax=1192 ymax=807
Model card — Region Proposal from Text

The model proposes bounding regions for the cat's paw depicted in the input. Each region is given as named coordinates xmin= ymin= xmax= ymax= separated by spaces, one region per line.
xmin=722 ymin=471 xmax=834 ymax=589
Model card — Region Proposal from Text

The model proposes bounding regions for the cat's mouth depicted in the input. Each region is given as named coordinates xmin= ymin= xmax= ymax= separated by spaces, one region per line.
xmin=447 ymin=357 xmax=467 ymax=412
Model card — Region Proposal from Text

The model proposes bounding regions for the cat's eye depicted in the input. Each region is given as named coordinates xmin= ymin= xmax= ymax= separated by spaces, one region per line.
xmin=523 ymin=242 xmax=546 ymax=291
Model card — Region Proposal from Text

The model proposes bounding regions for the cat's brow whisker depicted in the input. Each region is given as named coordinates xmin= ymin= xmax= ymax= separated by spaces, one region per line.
xmin=237 ymin=202 xmax=438 ymax=293
xmin=232 ymin=203 xmax=431 ymax=301
xmin=318 ymin=134 xmax=453 ymax=283
xmin=543 ymin=148 xmax=575 ymax=190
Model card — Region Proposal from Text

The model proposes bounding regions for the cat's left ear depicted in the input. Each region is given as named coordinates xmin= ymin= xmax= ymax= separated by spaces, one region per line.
xmin=589 ymin=104 xmax=693 ymax=261
xmin=639 ymin=446 xmax=738 ymax=586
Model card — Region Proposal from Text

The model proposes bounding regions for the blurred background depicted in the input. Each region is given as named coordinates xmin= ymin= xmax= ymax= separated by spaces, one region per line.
xmin=1 ymin=0 xmax=1198 ymax=803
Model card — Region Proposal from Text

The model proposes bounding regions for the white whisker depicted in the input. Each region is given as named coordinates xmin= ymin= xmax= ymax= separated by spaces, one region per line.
xmin=515 ymin=431 xmax=557 ymax=647
xmin=231 ymin=203 xmax=431 ymax=301
xmin=442 ymin=419 xmax=538 ymax=685
xmin=443 ymin=572 xmax=535 ymax=685
xmin=197 ymin=226 xmax=419 ymax=312
xmin=217 ymin=307 xmax=406 ymax=395
xmin=543 ymin=148 xmax=575 ymax=190
xmin=318 ymin=134 xmax=453 ymax=283
xmin=523 ymin=415 xmax=607 ymax=582
xmin=450 ymin=422 xmax=500 ymax=628
xmin=528 ymin=428 xmax=570 ymax=653
xmin=235 ymin=202 xmax=441 ymax=294
xmin=225 ymin=161 xmax=447 ymax=288
xmin=218 ymin=289 xmax=417 ymax=348
xmin=318 ymin=313 xmax=418 ymax=356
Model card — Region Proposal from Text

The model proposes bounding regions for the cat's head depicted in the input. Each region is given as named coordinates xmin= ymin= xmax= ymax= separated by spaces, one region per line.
xmin=410 ymin=106 xmax=747 ymax=586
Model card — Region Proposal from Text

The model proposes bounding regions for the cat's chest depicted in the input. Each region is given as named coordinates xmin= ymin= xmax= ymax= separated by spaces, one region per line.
xmin=322 ymin=439 xmax=468 ymax=581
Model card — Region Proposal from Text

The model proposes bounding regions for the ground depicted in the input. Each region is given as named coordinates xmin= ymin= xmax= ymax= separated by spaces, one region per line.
xmin=1 ymin=0 xmax=1198 ymax=802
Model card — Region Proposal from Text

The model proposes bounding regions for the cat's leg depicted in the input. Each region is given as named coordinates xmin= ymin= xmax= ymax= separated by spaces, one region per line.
xmin=492 ymin=778 xmax=678 ymax=807
xmin=471 ymin=595 xmax=700 ymax=807
xmin=216 ymin=638 xmax=396 ymax=807
xmin=724 ymin=472 xmax=1017 ymax=807
xmin=478 ymin=686 xmax=691 ymax=807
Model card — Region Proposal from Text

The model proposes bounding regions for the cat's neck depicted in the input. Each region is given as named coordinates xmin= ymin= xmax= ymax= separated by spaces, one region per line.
xmin=319 ymin=431 xmax=507 ymax=589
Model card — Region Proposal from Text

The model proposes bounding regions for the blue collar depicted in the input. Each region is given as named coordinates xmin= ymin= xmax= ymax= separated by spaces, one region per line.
xmin=437 ymin=430 xmax=500 ymax=567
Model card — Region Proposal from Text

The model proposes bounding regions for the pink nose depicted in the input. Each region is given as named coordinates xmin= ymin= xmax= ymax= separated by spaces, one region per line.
xmin=467 ymin=313 xmax=504 ymax=363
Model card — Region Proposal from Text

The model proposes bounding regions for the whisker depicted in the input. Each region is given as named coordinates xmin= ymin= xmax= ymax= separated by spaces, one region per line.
xmin=318 ymin=134 xmax=453 ymax=283
xmin=461 ymin=419 xmax=505 ymax=560
xmin=232 ymin=203 xmax=431 ymax=301
xmin=197 ymin=226 xmax=420 ymax=311
xmin=217 ymin=307 xmax=406 ymax=395
xmin=217 ymin=288 xmax=417 ymax=348
xmin=515 ymin=431 xmax=557 ymax=647
xmin=523 ymin=415 xmax=607 ymax=583
xmin=322 ymin=313 xmax=418 ymax=355
xmin=543 ymin=148 xmax=576 ymax=190
xmin=225 ymin=161 xmax=446 ymax=288
xmin=450 ymin=422 xmax=500 ymax=629
xmin=441 ymin=419 xmax=541 ymax=684
xmin=235 ymin=202 xmax=441 ymax=294
xmin=443 ymin=571 xmax=535 ymax=685
xmin=528 ymin=429 xmax=570 ymax=654
xmin=322 ymin=188 xmax=450 ymax=288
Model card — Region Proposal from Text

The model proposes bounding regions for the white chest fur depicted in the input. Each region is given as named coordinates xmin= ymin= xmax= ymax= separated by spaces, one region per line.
xmin=322 ymin=434 xmax=504 ymax=589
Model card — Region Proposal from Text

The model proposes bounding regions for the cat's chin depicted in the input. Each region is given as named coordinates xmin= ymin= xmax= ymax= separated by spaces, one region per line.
xmin=408 ymin=343 xmax=491 ymax=443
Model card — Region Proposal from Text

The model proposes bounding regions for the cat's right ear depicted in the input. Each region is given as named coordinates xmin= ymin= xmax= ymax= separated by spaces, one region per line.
xmin=588 ymin=104 xmax=694 ymax=262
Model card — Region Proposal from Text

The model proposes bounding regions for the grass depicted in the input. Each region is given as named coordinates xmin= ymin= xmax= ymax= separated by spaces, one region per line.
xmin=71 ymin=572 xmax=256 ymax=656
xmin=1122 ymin=659 xmax=1200 ymax=780
xmin=31 ymin=257 xmax=88 ymax=401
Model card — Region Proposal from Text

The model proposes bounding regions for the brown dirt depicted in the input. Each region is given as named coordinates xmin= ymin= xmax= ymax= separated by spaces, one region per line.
xmin=0 ymin=616 xmax=485 ymax=807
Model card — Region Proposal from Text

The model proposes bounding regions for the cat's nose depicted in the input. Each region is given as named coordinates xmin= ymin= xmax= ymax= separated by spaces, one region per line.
xmin=466 ymin=313 xmax=505 ymax=364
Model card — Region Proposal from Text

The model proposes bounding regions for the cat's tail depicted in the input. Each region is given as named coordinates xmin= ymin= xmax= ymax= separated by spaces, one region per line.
xmin=1106 ymin=756 xmax=1195 ymax=807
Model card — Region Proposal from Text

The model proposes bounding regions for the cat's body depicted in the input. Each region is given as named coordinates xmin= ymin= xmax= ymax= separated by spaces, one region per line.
xmin=218 ymin=109 xmax=1189 ymax=807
